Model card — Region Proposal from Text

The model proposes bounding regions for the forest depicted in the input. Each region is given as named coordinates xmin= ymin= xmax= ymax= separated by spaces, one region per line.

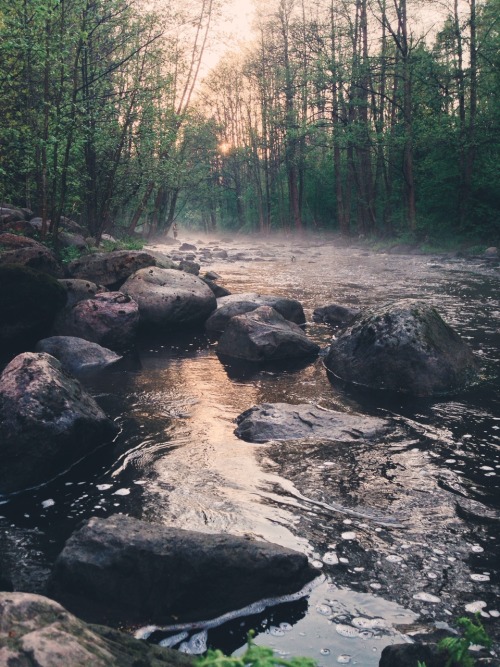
xmin=0 ymin=0 xmax=498 ymax=245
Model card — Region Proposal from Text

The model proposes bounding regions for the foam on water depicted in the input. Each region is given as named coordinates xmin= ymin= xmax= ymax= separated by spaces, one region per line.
xmin=413 ymin=592 xmax=441 ymax=603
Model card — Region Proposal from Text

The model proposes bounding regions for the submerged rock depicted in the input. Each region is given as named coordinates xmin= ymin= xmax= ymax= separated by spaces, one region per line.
xmin=0 ymin=352 xmax=117 ymax=493
xmin=121 ymin=267 xmax=216 ymax=328
xmin=312 ymin=303 xmax=361 ymax=327
xmin=206 ymin=292 xmax=305 ymax=334
xmin=49 ymin=514 xmax=317 ymax=625
xmin=324 ymin=299 xmax=479 ymax=396
xmin=35 ymin=336 xmax=122 ymax=376
xmin=0 ymin=592 xmax=194 ymax=667
xmin=217 ymin=305 xmax=319 ymax=362
xmin=235 ymin=403 xmax=387 ymax=443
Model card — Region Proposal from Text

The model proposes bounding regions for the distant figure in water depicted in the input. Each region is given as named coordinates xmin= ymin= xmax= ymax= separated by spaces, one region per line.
xmin=291 ymin=255 xmax=296 ymax=262
xmin=172 ymin=223 xmax=178 ymax=239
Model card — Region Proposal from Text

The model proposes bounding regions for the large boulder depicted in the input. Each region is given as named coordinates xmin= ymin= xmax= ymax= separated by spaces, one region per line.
xmin=235 ymin=403 xmax=387 ymax=443
xmin=52 ymin=292 xmax=139 ymax=351
xmin=66 ymin=250 xmax=156 ymax=288
xmin=58 ymin=278 xmax=107 ymax=307
xmin=206 ymin=292 xmax=306 ymax=334
xmin=0 ymin=592 xmax=194 ymax=667
xmin=48 ymin=514 xmax=316 ymax=625
xmin=324 ymin=300 xmax=479 ymax=396
xmin=0 ymin=266 xmax=67 ymax=347
xmin=0 ymin=352 xmax=117 ymax=493
xmin=35 ymin=336 xmax=122 ymax=377
xmin=0 ymin=245 xmax=63 ymax=277
xmin=121 ymin=267 xmax=216 ymax=328
xmin=0 ymin=232 xmax=42 ymax=250
xmin=217 ymin=305 xmax=319 ymax=362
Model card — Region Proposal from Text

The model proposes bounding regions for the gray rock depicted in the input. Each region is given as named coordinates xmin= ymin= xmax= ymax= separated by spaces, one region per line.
xmin=235 ymin=403 xmax=387 ymax=443
xmin=379 ymin=643 xmax=449 ymax=667
xmin=178 ymin=259 xmax=200 ymax=275
xmin=49 ymin=514 xmax=317 ymax=625
xmin=312 ymin=303 xmax=361 ymax=326
xmin=66 ymin=250 xmax=156 ymax=287
xmin=59 ymin=231 xmax=88 ymax=251
xmin=0 ymin=232 xmax=43 ymax=250
xmin=121 ymin=267 xmax=216 ymax=328
xmin=484 ymin=246 xmax=498 ymax=259
xmin=52 ymin=292 xmax=139 ymax=351
xmin=143 ymin=249 xmax=178 ymax=269
xmin=0 ymin=245 xmax=63 ymax=277
xmin=217 ymin=305 xmax=319 ymax=362
xmin=204 ymin=271 xmax=220 ymax=280
xmin=35 ymin=336 xmax=122 ymax=376
xmin=0 ymin=352 xmax=117 ymax=493
xmin=179 ymin=242 xmax=197 ymax=251
xmin=58 ymin=278 xmax=107 ymax=307
xmin=0 ymin=592 xmax=194 ymax=667
xmin=324 ymin=299 xmax=479 ymax=396
xmin=201 ymin=277 xmax=231 ymax=298
xmin=206 ymin=292 xmax=306 ymax=334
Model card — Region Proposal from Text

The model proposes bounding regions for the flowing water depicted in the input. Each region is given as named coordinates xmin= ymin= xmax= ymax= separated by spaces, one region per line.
xmin=1 ymin=234 xmax=499 ymax=665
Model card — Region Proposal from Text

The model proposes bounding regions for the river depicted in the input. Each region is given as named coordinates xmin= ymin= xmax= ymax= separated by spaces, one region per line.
xmin=1 ymin=233 xmax=498 ymax=665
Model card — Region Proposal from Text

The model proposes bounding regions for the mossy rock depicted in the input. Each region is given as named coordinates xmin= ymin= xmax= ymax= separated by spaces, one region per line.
xmin=0 ymin=265 xmax=67 ymax=348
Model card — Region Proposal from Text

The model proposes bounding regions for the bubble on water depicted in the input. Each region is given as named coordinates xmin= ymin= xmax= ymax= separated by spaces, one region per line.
xmin=343 ymin=519 xmax=353 ymax=525
xmin=337 ymin=655 xmax=351 ymax=664
xmin=96 ymin=484 xmax=112 ymax=490
xmin=336 ymin=624 xmax=360 ymax=638
xmin=159 ymin=632 xmax=189 ymax=648
xmin=427 ymin=573 xmax=438 ymax=579
xmin=311 ymin=560 xmax=324 ymax=569
xmin=341 ymin=531 xmax=357 ymax=540
xmin=370 ymin=583 xmax=382 ymax=590
xmin=354 ymin=567 xmax=365 ymax=572
xmin=470 ymin=574 xmax=490 ymax=582
xmin=413 ymin=592 xmax=441 ymax=603
xmin=489 ymin=610 xmax=500 ymax=618
xmin=445 ymin=459 xmax=456 ymax=463
xmin=320 ymin=648 xmax=331 ymax=655
xmin=359 ymin=631 xmax=373 ymax=640
xmin=279 ymin=623 xmax=292 ymax=632
xmin=386 ymin=555 xmax=403 ymax=563
xmin=316 ymin=604 xmax=332 ymax=616
xmin=480 ymin=466 xmax=494 ymax=471
xmin=339 ymin=557 xmax=349 ymax=564
xmin=323 ymin=552 xmax=339 ymax=565
xmin=187 ymin=631 xmax=208 ymax=654
xmin=352 ymin=617 xmax=387 ymax=630
xmin=269 ymin=626 xmax=285 ymax=637
xmin=41 ymin=499 xmax=55 ymax=508
xmin=471 ymin=545 xmax=484 ymax=553
xmin=113 ymin=488 xmax=130 ymax=496
xmin=433 ymin=549 xmax=444 ymax=555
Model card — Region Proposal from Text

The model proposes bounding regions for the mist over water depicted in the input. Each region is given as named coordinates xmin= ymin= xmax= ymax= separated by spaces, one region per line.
xmin=1 ymin=233 xmax=498 ymax=665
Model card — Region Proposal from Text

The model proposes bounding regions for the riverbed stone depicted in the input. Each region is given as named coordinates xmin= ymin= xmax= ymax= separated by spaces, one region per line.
xmin=35 ymin=336 xmax=122 ymax=376
xmin=378 ymin=643 xmax=450 ymax=667
xmin=235 ymin=403 xmax=388 ymax=443
xmin=0 ymin=592 xmax=194 ymax=667
xmin=58 ymin=278 xmax=107 ymax=307
xmin=217 ymin=305 xmax=319 ymax=362
xmin=121 ymin=267 xmax=217 ymax=328
xmin=0 ymin=265 xmax=67 ymax=347
xmin=0 ymin=352 xmax=117 ymax=493
xmin=66 ymin=250 xmax=157 ymax=288
xmin=324 ymin=299 xmax=479 ymax=396
xmin=48 ymin=514 xmax=317 ymax=625
xmin=312 ymin=303 xmax=361 ymax=327
xmin=206 ymin=292 xmax=306 ymax=334
xmin=0 ymin=245 xmax=63 ymax=277
xmin=52 ymin=292 xmax=139 ymax=350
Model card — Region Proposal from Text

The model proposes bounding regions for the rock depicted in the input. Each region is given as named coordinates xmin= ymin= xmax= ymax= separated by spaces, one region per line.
xmin=235 ymin=403 xmax=387 ymax=443
xmin=178 ymin=259 xmax=200 ymax=275
xmin=201 ymin=277 xmax=231 ymax=298
xmin=0 ymin=352 xmax=117 ymax=493
xmin=206 ymin=292 xmax=306 ymax=334
xmin=204 ymin=271 xmax=221 ymax=280
xmin=0 ymin=245 xmax=63 ymax=277
xmin=143 ymin=249 xmax=179 ymax=269
xmin=324 ymin=299 xmax=479 ymax=396
xmin=0 ymin=206 xmax=26 ymax=222
xmin=58 ymin=279 xmax=107 ymax=307
xmin=121 ymin=267 xmax=216 ymax=328
xmin=179 ymin=242 xmax=196 ymax=251
xmin=484 ymin=247 xmax=498 ymax=259
xmin=0 ymin=266 xmax=67 ymax=347
xmin=59 ymin=217 xmax=86 ymax=235
xmin=48 ymin=514 xmax=317 ymax=625
xmin=217 ymin=305 xmax=320 ymax=362
xmin=52 ymin=292 xmax=139 ymax=351
xmin=35 ymin=337 xmax=122 ymax=377
xmin=379 ymin=643 xmax=450 ymax=667
xmin=66 ymin=250 xmax=157 ymax=288
xmin=0 ymin=592 xmax=194 ymax=667
xmin=59 ymin=231 xmax=88 ymax=251
xmin=312 ymin=303 xmax=361 ymax=327
xmin=213 ymin=249 xmax=228 ymax=258
xmin=0 ymin=232 xmax=43 ymax=250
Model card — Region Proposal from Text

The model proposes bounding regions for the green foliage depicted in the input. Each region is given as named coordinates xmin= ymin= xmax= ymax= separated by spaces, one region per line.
xmin=438 ymin=616 xmax=492 ymax=667
xmin=195 ymin=632 xmax=316 ymax=667
xmin=58 ymin=245 xmax=84 ymax=265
